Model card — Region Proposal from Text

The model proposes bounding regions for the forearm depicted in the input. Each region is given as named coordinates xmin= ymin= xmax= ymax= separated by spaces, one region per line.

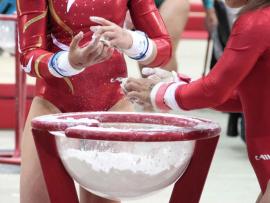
xmin=17 ymin=1 xmax=82 ymax=79
xmin=17 ymin=1 xmax=54 ymax=79
xmin=212 ymin=92 xmax=243 ymax=113
xmin=129 ymin=0 xmax=172 ymax=67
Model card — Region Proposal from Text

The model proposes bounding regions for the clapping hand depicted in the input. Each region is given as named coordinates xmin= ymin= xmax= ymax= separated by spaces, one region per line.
xmin=90 ymin=16 xmax=133 ymax=50
xmin=68 ymin=31 xmax=114 ymax=70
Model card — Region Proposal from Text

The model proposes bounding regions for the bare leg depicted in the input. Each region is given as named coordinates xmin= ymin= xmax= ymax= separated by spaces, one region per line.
xmin=20 ymin=97 xmax=61 ymax=203
xmin=139 ymin=0 xmax=190 ymax=74
xmin=80 ymin=187 xmax=120 ymax=203
xmin=257 ymin=181 xmax=270 ymax=203
xmin=79 ymin=97 xmax=133 ymax=203
xmin=256 ymin=193 xmax=262 ymax=203
xmin=159 ymin=0 xmax=190 ymax=71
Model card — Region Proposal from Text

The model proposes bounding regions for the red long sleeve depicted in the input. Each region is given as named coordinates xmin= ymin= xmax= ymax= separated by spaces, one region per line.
xmin=17 ymin=0 xmax=54 ymax=79
xmin=128 ymin=0 xmax=172 ymax=67
xmin=175 ymin=12 xmax=269 ymax=110
xmin=213 ymin=91 xmax=242 ymax=113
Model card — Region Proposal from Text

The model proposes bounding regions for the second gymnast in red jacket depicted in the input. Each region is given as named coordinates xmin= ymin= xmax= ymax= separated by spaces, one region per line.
xmin=17 ymin=0 xmax=171 ymax=202
xmin=125 ymin=0 xmax=270 ymax=202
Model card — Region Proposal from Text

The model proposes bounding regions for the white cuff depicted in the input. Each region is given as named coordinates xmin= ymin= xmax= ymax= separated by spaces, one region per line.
xmin=172 ymin=71 xmax=180 ymax=82
xmin=49 ymin=51 xmax=85 ymax=78
xmin=150 ymin=82 xmax=164 ymax=111
xmin=123 ymin=30 xmax=154 ymax=62
xmin=164 ymin=82 xmax=185 ymax=111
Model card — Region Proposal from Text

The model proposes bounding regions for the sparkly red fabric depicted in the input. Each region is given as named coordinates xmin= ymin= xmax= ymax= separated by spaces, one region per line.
xmin=17 ymin=0 xmax=171 ymax=112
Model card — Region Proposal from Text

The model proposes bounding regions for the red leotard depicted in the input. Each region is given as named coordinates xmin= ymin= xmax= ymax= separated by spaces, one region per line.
xmin=17 ymin=0 xmax=171 ymax=112
xmin=175 ymin=7 xmax=270 ymax=192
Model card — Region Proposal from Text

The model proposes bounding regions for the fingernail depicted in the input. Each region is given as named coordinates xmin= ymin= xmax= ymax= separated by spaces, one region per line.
xmin=91 ymin=33 xmax=100 ymax=42
xmin=90 ymin=26 xmax=99 ymax=32
xmin=78 ymin=31 xmax=83 ymax=37
xmin=90 ymin=35 xmax=96 ymax=42
xmin=90 ymin=16 xmax=100 ymax=21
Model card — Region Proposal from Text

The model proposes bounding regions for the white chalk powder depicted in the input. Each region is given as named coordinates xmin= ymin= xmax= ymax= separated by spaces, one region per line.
xmin=57 ymin=139 xmax=194 ymax=199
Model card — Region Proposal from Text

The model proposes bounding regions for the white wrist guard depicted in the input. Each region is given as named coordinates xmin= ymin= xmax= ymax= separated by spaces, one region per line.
xmin=150 ymin=81 xmax=187 ymax=112
xmin=48 ymin=51 xmax=85 ymax=78
xmin=164 ymin=82 xmax=186 ymax=110
xmin=123 ymin=30 xmax=154 ymax=62
xmin=150 ymin=82 xmax=164 ymax=111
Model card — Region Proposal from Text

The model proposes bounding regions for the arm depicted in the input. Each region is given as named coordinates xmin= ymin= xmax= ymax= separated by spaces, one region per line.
xmin=17 ymin=0 xmax=54 ymax=79
xmin=17 ymin=1 xmax=107 ymax=79
xmin=128 ymin=0 xmax=172 ymax=67
xmin=124 ymin=13 xmax=268 ymax=113
xmin=213 ymin=91 xmax=242 ymax=112
xmin=175 ymin=15 xmax=267 ymax=110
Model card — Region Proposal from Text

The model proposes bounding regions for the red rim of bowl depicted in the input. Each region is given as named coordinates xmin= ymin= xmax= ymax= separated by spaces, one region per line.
xmin=32 ymin=112 xmax=221 ymax=142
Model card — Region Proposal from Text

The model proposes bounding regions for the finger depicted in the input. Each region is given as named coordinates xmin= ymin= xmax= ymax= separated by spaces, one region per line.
xmin=128 ymin=91 xmax=151 ymax=105
xmin=90 ymin=26 xmax=114 ymax=35
xmin=90 ymin=16 xmax=114 ymax=26
xmin=100 ymin=46 xmax=110 ymax=58
xmin=101 ymin=32 xmax=117 ymax=47
xmin=126 ymin=77 xmax=139 ymax=85
xmin=153 ymin=68 xmax=172 ymax=78
xmin=95 ymin=47 xmax=114 ymax=63
xmin=70 ymin=31 xmax=83 ymax=51
xmin=99 ymin=37 xmax=111 ymax=47
xmin=127 ymin=92 xmax=140 ymax=102
xmin=141 ymin=67 xmax=156 ymax=76
xmin=88 ymin=43 xmax=104 ymax=61
xmin=82 ymin=43 xmax=103 ymax=67
xmin=84 ymin=35 xmax=102 ymax=54
xmin=102 ymin=31 xmax=117 ymax=41
xmin=124 ymin=81 xmax=143 ymax=92
xmin=99 ymin=32 xmax=117 ymax=47
xmin=93 ymin=45 xmax=110 ymax=62
xmin=107 ymin=39 xmax=120 ymax=48
xmin=148 ymin=74 xmax=162 ymax=82
xmin=127 ymin=91 xmax=146 ymax=103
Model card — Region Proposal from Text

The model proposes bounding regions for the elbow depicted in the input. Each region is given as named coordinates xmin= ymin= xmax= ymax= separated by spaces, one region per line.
xmin=147 ymin=37 xmax=172 ymax=67
xmin=208 ymin=92 xmax=229 ymax=107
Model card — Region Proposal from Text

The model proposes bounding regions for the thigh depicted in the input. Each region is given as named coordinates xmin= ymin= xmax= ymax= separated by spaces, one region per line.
xmin=109 ymin=97 xmax=134 ymax=112
xmin=159 ymin=0 xmax=190 ymax=40
xmin=80 ymin=187 xmax=120 ymax=203
xmin=20 ymin=96 xmax=61 ymax=203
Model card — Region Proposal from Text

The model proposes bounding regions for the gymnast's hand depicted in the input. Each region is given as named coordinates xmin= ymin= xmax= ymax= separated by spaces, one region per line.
xmin=68 ymin=31 xmax=114 ymax=70
xmin=142 ymin=67 xmax=192 ymax=83
xmin=90 ymin=16 xmax=133 ymax=50
xmin=142 ymin=67 xmax=175 ymax=82
xmin=124 ymin=77 xmax=156 ymax=109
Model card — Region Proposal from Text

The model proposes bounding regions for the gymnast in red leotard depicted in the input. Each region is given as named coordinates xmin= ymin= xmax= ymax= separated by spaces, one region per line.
xmin=125 ymin=0 xmax=270 ymax=202
xmin=17 ymin=0 xmax=171 ymax=202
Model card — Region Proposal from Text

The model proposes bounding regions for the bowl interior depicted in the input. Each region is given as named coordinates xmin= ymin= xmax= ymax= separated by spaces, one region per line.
xmin=53 ymin=121 xmax=196 ymax=200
